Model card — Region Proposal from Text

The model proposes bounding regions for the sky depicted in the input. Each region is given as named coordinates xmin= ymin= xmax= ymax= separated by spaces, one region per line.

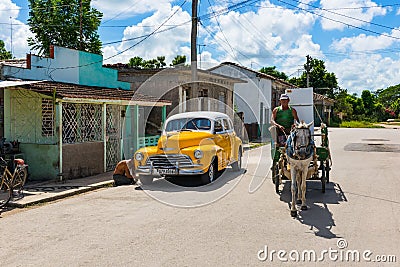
xmin=1 ymin=0 xmax=400 ymax=95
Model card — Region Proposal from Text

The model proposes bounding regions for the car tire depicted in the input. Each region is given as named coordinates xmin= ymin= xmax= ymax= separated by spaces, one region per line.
xmin=201 ymin=159 xmax=217 ymax=185
xmin=232 ymin=148 xmax=242 ymax=171
xmin=140 ymin=176 xmax=154 ymax=185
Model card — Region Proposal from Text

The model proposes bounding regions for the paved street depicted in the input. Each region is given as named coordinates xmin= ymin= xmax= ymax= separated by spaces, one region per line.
xmin=0 ymin=128 xmax=399 ymax=266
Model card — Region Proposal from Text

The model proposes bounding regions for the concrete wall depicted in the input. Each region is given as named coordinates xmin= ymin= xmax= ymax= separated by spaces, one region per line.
xmin=62 ymin=142 xmax=104 ymax=179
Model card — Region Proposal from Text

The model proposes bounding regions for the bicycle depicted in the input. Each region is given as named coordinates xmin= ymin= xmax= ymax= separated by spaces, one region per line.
xmin=0 ymin=157 xmax=28 ymax=208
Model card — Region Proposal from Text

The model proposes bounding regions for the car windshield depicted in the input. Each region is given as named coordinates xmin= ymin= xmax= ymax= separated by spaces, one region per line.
xmin=165 ymin=118 xmax=212 ymax=133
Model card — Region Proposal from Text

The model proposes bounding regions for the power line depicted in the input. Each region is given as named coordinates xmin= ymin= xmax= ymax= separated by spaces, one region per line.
xmin=289 ymin=0 xmax=400 ymax=33
xmin=199 ymin=20 xmax=251 ymax=65
xmin=199 ymin=0 xmax=261 ymax=21
xmin=102 ymin=21 xmax=191 ymax=46
xmin=101 ymin=0 xmax=144 ymax=25
xmin=207 ymin=0 xmax=237 ymax=60
xmin=47 ymin=0 xmax=189 ymax=70
xmin=276 ymin=0 xmax=400 ymax=41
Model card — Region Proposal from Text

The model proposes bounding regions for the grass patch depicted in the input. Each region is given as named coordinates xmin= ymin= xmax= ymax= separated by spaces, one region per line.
xmin=248 ymin=142 xmax=269 ymax=149
xmin=340 ymin=121 xmax=384 ymax=128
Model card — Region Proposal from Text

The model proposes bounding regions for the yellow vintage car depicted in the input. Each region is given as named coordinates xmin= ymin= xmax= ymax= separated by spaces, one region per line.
xmin=134 ymin=111 xmax=243 ymax=184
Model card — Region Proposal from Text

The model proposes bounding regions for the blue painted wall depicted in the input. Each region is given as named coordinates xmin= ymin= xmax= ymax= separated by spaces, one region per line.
xmin=2 ymin=46 xmax=130 ymax=90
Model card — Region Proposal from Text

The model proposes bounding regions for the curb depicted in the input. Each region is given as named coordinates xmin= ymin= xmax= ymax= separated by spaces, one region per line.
xmin=8 ymin=180 xmax=114 ymax=208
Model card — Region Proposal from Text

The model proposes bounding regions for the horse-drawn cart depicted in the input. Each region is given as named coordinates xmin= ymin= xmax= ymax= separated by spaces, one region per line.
xmin=270 ymin=88 xmax=332 ymax=217
xmin=270 ymin=123 xmax=331 ymax=194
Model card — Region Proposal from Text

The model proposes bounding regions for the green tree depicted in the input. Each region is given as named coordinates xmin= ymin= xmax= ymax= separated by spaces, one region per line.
xmin=361 ymin=90 xmax=375 ymax=116
xmin=127 ymin=56 xmax=167 ymax=69
xmin=27 ymin=0 xmax=103 ymax=56
xmin=156 ymin=56 xmax=166 ymax=68
xmin=289 ymin=57 xmax=338 ymax=98
xmin=171 ymin=55 xmax=186 ymax=66
xmin=333 ymin=88 xmax=353 ymax=120
xmin=376 ymin=84 xmax=400 ymax=119
xmin=128 ymin=56 xmax=144 ymax=68
xmin=259 ymin=66 xmax=288 ymax=80
xmin=0 ymin=40 xmax=12 ymax=60
xmin=376 ymin=85 xmax=400 ymax=108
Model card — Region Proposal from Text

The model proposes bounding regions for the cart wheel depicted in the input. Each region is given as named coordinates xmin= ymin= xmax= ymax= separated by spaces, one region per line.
xmin=271 ymin=161 xmax=278 ymax=184
xmin=275 ymin=174 xmax=280 ymax=194
xmin=321 ymin=163 xmax=326 ymax=193
xmin=325 ymin=160 xmax=330 ymax=183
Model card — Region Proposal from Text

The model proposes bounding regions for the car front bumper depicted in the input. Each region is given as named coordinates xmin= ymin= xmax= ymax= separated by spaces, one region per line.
xmin=135 ymin=164 xmax=205 ymax=176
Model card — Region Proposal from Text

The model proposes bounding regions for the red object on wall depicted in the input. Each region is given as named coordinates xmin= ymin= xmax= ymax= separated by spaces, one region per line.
xmin=26 ymin=53 xmax=31 ymax=69
xmin=49 ymin=45 xmax=54 ymax=58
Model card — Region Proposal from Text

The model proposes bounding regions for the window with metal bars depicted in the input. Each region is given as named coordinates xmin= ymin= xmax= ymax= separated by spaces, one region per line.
xmin=62 ymin=103 xmax=102 ymax=143
xmin=41 ymin=98 xmax=54 ymax=137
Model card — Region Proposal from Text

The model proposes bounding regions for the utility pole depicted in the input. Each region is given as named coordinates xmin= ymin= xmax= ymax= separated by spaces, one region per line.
xmin=198 ymin=44 xmax=206 ymax=69
xmin=191 ymin=0 xmax=198 ymax=82
xmin=305 ymin=55 xmax=312 ymax=87
xmin=10 ymin=17 xmax=13 ymax=57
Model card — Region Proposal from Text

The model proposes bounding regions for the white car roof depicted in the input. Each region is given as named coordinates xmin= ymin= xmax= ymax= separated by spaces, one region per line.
xmin=165 ymin=111 xmax=230 ymax=123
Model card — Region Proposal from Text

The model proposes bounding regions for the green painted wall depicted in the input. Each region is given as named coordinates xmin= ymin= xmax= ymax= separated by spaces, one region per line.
xmin=5 ymin=89 xmax=59 ymax=180
xmin=78 ymin=51 xmax=130 ymax=90
xmin=20 ymin=143 xmax=59 ymax=180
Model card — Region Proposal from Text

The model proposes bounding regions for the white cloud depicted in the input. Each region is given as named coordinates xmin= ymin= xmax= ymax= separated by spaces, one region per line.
xmin=319 ymin=0 xmax=388 ymax=31
xmin=202 ymin=1 xmax=319 ymax=68
xmin=0 ymin=0 xmax=33 ymax=58
xmin=330 ymin=29 xmax=400 ymax=52
xmin=397 ymin=8 xmax=400 ymax=15
xmin=92 ymin=0 xmax=175 ymax=20
xmin=102 ymin=3 xmax=191 ymax=64
xmin=327 ymin=54 xmax=400 ymax=94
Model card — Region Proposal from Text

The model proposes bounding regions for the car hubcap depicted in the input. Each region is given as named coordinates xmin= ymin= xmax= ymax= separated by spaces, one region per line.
xmin=209 ymin=164 xmax=214 ymax=182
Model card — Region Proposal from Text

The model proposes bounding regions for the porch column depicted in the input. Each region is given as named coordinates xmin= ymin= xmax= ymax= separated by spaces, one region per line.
xmin=179 ymin=86 xmax=183 ymax=113
xmin=102 ymin=103 xmax=107 ymax=172
xmin=162 ymin=105 xmax=167 ymax=128
xmin=58 ymin=101 xmax=63 ymax=175
xmin=133 ymin=105 xmax=139 ymax=152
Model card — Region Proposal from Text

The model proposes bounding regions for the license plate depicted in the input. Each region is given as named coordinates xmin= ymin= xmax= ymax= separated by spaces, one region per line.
xmin=157 ymin=168 xmax=177 ymax=175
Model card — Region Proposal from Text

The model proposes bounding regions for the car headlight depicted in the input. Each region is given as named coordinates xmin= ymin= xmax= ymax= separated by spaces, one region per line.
xmin=194 ymin=149 xmax=203 ymax=159
xmin=135 ymin=152 xmax=144 ymax=161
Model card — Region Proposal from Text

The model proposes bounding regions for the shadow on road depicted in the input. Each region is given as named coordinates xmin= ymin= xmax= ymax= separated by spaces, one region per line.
xmin=139 ymin=167 xmax=246 ymax=193
xmin=279 ymin=180 xmax=347 ymax=239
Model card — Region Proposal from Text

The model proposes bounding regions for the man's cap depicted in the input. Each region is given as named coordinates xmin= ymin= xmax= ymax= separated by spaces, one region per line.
xmin=280 ymin=93 xmax=290 ymax=100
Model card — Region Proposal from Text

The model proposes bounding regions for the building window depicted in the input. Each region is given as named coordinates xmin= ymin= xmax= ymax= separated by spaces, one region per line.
xmin=199 ymin=89 xmax=208 ymax=97
xmin=42 ymin=98 xmax=54 ymax=137
xmin=62 ymin=103 xmax=102 ymax=143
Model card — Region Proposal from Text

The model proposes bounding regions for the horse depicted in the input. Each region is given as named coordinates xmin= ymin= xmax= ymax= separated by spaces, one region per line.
xmin=285 ymin=121 xmax=317 ymax=217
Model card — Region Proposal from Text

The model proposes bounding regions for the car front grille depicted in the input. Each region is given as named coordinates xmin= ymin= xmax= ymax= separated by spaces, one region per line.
xmin=146 ymin=154 xmax=194 ymax=168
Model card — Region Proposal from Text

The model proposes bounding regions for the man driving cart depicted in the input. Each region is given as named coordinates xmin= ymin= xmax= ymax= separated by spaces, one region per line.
xmin=271 ymin=93 xmax=299 ymax=146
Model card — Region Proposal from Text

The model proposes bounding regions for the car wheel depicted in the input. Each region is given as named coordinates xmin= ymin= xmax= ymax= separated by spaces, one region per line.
xmin=232 ymin=148 xmax=242 ymax=171
xmin=201 ymin=159 xmax=217 ymax=184
xmin=140 ymin=176 xmax=154 ymax=185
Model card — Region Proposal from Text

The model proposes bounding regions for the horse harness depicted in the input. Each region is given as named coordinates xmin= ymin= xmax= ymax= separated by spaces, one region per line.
xmin=286 ymin=127 xmax=315 ymax=160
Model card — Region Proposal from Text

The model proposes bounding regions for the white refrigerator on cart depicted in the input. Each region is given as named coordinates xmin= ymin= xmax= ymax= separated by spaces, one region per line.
xmin=285 ymin=87 xmax=314 ymax=133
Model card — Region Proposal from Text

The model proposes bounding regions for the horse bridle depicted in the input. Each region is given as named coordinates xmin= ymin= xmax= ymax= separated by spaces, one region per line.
xmin=292 ymin=128 xmax=312 ymax=159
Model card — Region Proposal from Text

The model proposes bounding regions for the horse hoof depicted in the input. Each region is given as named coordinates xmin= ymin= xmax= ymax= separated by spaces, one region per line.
xmin=290 ymin=210 xmax=297 ymax=217
xmin=296 ymin=199 xmax=302 ymax=205
xmin=301 ymin=205 xmax=308 ymax=211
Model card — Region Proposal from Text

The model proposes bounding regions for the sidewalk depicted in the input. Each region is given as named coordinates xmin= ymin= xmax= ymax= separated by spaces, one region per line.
xmin=8 ymin=171 xmax=115 ymax=208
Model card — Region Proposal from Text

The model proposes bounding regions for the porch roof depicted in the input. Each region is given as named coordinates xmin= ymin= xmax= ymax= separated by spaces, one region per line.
xmin=16 ymin=81 xmax=171 ymax=106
